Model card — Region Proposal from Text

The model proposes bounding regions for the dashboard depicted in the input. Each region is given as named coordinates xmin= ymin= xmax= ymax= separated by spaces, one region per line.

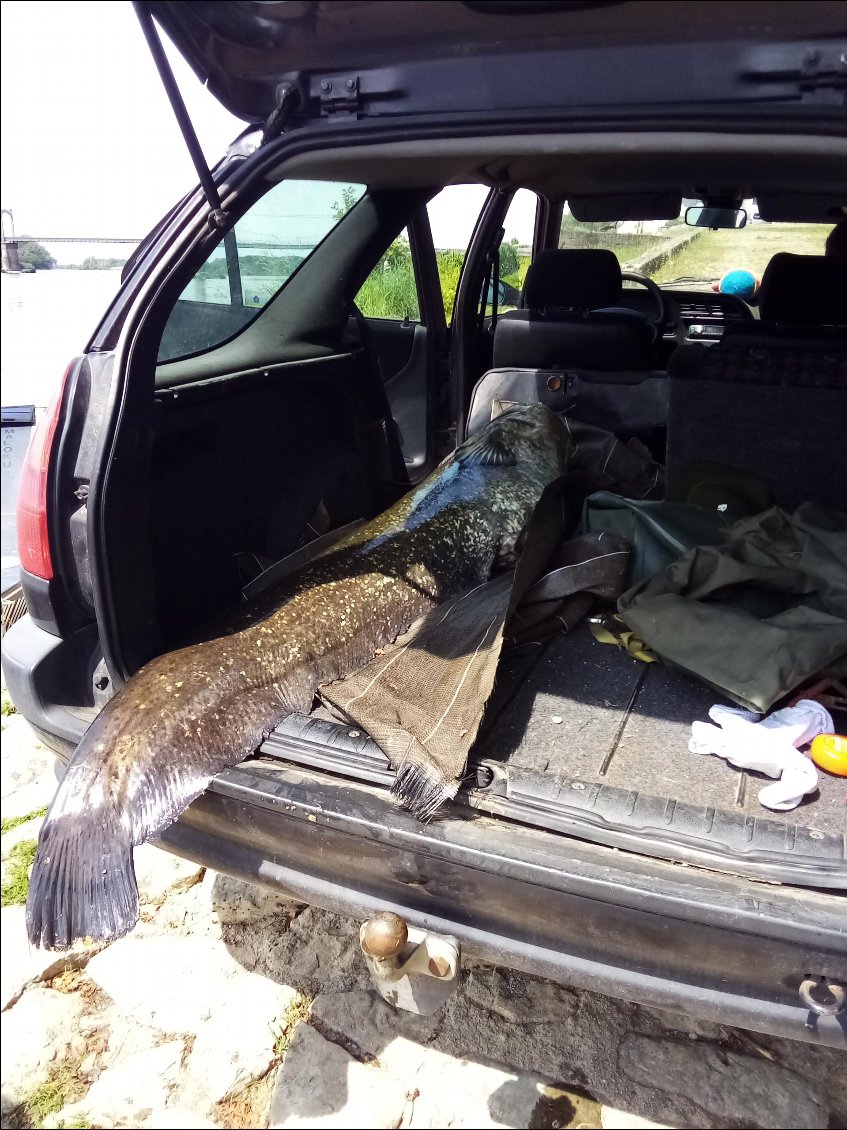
xmin=664 ymin=289 xmax=756 ymax=342
xmin=616 ymin=286 xmax=756 ymax=343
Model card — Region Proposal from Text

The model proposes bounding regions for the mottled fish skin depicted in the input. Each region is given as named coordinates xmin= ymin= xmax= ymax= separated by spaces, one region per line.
xmin=26 ymin=404 xmax=569 ymax=949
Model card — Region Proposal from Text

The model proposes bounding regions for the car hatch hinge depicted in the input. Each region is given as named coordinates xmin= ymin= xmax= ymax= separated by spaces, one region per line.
xmin=744 ymin=43 xmax=847 ymax=105
xmin=319 ymin=75 xmax=361 ymax=118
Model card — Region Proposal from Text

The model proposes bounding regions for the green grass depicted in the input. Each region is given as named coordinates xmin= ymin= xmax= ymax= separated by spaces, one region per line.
xmin=356 ymin=264 xmax=419 ymax=320
xmin=355 ymin=248 xmax=534 ymax=325
xmin=15 ymin=1064 xmax=89 ymax=1129
xmin=1 ymin=839 xmax=38 ymax=906
xmin=2 ymin=688 xmax=16 ymax=717
xmin=2 ymin=807 xmax=48 ymax=836
xmin=652 ymin=223 xmax=830 ymax=285
xmin=20 ymin=1081 xmax=67 ymax=1127
xmin=354 ymin=220 xmax=830 ymax=322
xmin=273 ymin=994 xmax=312 ymax=1058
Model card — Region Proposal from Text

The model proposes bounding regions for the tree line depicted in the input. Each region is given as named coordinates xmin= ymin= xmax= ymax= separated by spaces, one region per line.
xmin=12 ymin=242 xmax=127 ymax=271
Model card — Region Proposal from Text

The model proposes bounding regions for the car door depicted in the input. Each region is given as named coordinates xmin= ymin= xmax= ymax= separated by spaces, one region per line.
xmin=355 ymin=210 xmax=446 ymax=482
xmin=364 ymin=186 xmax=533 ymax=475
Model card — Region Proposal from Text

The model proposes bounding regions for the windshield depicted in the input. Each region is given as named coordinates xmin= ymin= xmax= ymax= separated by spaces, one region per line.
xmin=558 ymin=203 xmax=831 ymax=293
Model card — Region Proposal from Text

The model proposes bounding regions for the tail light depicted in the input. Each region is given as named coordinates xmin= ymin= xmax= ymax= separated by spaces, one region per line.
xmin=16 ymin=365 xmax=72 ymax=581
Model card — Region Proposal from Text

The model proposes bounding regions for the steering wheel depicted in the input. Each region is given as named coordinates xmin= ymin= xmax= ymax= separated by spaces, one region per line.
xmin=619 ymin=272 xmax=673 ymax=339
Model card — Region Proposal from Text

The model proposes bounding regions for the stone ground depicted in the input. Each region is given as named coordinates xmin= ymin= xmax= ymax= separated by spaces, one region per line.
xmin=2 ymin=704 xmax=846 ymax=1130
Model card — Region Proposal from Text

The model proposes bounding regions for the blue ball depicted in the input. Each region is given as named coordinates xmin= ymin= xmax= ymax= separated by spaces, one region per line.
xmin=719 ymin=269 xmax=757 ymax=299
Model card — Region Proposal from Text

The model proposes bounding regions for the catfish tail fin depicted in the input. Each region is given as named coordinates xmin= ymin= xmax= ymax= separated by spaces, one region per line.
xmin=24 ymin=671 xmax=309 ymax=950
xmin=26 ymin=807 xmax=137 ymax=950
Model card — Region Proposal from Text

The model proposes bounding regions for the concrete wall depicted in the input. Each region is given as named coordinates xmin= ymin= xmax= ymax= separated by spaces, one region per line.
xmin=623 ymin=228 xmax=704 ymax=277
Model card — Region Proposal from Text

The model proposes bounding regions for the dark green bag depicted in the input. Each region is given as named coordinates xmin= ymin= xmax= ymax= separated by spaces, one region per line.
xmin=583 ymin=491 xmax=731 ymax=586
xmin=617 ymin=503 xmax=847 ymax=712
xmin=583 ymin=465 xmax=774 ymax=586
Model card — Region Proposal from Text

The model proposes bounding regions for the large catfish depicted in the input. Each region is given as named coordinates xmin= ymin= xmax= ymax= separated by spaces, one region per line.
xmin=27 ymin=403 xmax=569 ymax=948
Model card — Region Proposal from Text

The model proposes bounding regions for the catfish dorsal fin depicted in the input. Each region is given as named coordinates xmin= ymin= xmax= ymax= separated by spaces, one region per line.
xmin=456 ymin=428 xmax=517 ymax=468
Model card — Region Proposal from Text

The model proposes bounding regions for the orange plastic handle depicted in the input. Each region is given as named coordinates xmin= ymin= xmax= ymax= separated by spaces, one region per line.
xmin=810 ymin=734 xmax=847 ymax=777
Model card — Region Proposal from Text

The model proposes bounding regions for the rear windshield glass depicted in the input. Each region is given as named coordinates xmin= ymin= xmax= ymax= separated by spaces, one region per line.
xmin=158 ymin=180 xmax=366 ymax=364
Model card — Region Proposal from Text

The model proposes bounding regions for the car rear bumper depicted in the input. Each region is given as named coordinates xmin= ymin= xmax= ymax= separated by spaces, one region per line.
xmin=4 ymin=615 xmax=846 ymax=1047
xmin=1 ymin=613 xmax=100 ymax=751
xmin=162 ymin=760 xmax=847 ymax=1047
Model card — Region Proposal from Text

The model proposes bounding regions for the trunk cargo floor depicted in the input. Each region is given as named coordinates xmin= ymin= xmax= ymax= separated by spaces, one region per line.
xmin=476 ymin=626 xmax=846 ymax=836
xmin=266 ymin=624 xmax=844 ymax=885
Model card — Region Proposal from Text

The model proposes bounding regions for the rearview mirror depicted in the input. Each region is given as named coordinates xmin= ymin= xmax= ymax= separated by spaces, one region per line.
xmin=685 ymin=206 xmax=747 ymax=230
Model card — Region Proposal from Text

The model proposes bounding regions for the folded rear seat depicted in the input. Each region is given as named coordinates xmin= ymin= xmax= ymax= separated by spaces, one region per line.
xmin=667 ymin=346 xmax=847 ymax=511
xmin=466 ymin=366 xmax=668 ymax=443
xmin=666 ymin=253 xmax=847 ymax=511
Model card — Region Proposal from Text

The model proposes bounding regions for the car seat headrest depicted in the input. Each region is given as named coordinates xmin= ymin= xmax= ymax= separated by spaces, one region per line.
xmin=758 ymin=253 xmax=847 ymax=326
xmin=523 ymin=249 xmax=623 ymax=311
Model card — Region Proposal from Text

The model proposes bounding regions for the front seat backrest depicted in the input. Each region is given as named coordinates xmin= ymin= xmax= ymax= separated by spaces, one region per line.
xmin=493 ymin=248 xmax=654 ymax=371
xmin=721 ymin=253 xmax=847 ymax=347
xmin=758 ymin=253 xmax=847 ymax=325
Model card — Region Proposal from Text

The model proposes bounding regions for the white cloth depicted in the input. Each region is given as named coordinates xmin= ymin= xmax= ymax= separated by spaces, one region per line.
xmin=689 ymin=699 xmax=833 ymax=811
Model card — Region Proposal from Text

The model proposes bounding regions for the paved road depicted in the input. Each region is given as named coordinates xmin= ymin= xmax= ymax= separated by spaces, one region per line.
xmin=1 ymin=704 xmax=845 ymax=1130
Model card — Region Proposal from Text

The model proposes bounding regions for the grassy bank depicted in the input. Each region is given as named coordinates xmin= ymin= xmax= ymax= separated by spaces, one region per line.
xmin=355 ymin=244 xmax=532 ymax=323
xmin=652 ymin=224 xmax=829 ymax=284
xmin=349 ymin=222 xmax=832 ymax=320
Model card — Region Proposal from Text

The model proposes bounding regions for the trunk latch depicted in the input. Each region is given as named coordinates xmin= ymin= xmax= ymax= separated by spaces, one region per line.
xmin=360 ymin=911 xmax=460 ymax=1015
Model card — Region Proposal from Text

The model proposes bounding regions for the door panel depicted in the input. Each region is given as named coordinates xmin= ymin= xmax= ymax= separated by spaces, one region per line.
xmin=356 ymin=220 xmax=438 ymax=481
xmin=381 ymin=324 xmax=430 ymax=477
xmin=362 ymin=317 xmax=430 ymax=479
xmin=365 ymin=316 xmax=418 ymax=382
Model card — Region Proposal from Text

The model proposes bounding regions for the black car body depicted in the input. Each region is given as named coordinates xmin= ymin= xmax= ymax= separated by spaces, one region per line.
xmin=3 ymin=0 xmax=846 ymax=1045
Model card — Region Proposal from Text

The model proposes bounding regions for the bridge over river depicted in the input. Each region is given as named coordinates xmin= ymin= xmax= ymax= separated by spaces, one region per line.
xmin=1 ymin=209 xmax=143 ymax=271
xmin=1 ymin=209 xmax=311 ymax=271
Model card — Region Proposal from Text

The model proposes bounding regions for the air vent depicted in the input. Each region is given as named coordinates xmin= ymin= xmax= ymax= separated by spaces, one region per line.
xmin=678 ymin=301 xmax=724 ymax=322
xmin=678 ymin=300 xmax=749 ymax=324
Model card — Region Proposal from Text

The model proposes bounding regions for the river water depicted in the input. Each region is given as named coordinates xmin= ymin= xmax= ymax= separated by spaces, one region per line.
xmin=1 ymin=269 xmax=122 ymax=586
xmin=1 ymin=269 xmax=122 ymax=408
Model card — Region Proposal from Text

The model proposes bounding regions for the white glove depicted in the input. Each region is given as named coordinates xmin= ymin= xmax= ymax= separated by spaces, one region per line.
xmin=689 ymin=699 xmax=832 ymax=811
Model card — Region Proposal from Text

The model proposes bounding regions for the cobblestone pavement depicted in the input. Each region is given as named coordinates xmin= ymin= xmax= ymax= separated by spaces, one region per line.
xmin=2 ymin=705 xmax=844 ymax=1130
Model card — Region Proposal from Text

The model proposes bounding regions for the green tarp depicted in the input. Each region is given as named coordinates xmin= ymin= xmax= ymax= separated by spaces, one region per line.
xmin=618 ymin=503 xmax=847 ymax=713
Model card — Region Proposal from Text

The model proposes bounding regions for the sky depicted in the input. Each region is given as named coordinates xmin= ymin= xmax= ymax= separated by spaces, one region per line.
xmin=0 ymin=2 xmax=537 ymax=263
xmin=0 ymin=2 xmax=243 ymax=263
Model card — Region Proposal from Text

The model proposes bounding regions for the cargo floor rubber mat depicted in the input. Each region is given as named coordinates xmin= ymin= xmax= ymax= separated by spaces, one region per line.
xmin=254 ymin=626 xmax=846 ymax=888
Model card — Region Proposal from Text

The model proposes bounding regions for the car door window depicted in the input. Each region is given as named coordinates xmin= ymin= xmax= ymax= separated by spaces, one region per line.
xmin=496 ymin=189 xmax=537 ymax=313
xmin=356 ymin=229 xmax=420 ymax=321
xmin=158 ymin=179 xmax=366 ymax=363
xmin=427 ymin=185 xmax=491 ymax=323
xmin=426 ymin=186 xmax=538 ymax=322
